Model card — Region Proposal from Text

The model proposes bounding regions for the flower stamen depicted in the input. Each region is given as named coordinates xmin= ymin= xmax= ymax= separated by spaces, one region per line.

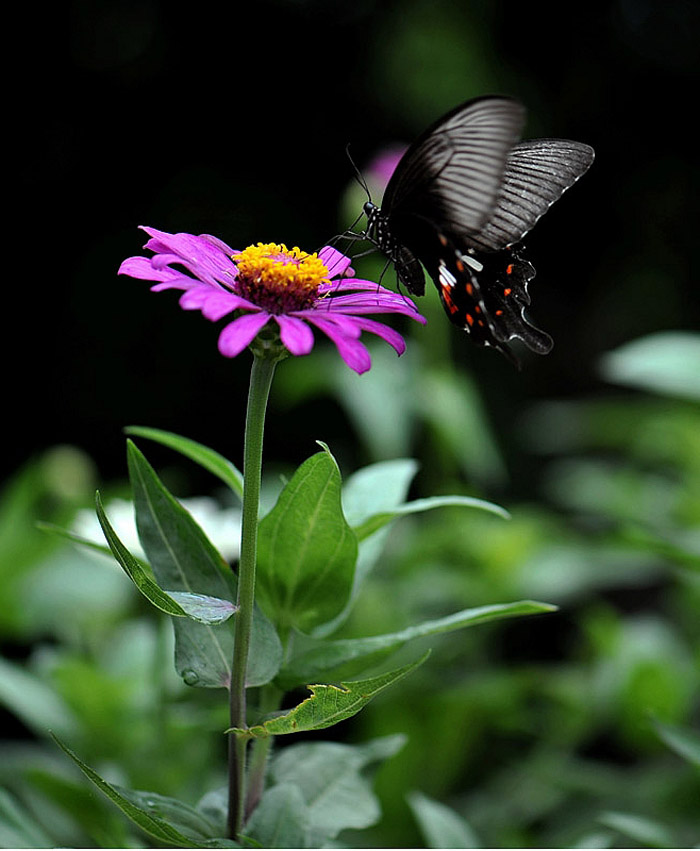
xmin=232 ymin=243 xmax=330 ymax=313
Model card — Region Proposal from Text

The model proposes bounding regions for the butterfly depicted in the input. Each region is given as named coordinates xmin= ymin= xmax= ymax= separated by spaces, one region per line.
xmin=359 ymin=96 xmax=595 ymax=363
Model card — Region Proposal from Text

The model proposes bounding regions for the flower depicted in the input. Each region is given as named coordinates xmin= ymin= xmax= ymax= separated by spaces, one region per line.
xmin=366 ymin=144 xmax=407 ymax=190
xmin=119 ymin=227 xmax=426 ymax=374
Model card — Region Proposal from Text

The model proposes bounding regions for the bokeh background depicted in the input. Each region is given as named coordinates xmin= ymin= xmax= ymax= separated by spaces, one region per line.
xmin=3 ymin=0 xmax=699 ymax=848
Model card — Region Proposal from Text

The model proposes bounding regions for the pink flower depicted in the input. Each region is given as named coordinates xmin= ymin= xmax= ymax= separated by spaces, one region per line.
xmin=119 ymin=227 xmax=425 ymax=374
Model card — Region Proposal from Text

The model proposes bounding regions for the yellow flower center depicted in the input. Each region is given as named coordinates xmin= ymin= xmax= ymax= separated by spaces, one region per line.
xmin=232 ymin=243 xmax=330 ymax=313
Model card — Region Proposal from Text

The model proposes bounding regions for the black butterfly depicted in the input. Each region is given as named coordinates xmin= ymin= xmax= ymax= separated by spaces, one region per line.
xmin=359 ymin=96 xmax=595 ymax=363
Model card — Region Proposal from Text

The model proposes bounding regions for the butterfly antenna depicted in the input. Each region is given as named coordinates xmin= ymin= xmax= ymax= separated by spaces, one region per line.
xmin=345 ymin=143 xmax=372 ymax=202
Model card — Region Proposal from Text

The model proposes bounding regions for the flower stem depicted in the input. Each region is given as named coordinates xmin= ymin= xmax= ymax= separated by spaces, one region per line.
xmin=228 ymin=352 xmax=277 ymax=840
xmin=245 ymin=683 xmax=282 ymax=820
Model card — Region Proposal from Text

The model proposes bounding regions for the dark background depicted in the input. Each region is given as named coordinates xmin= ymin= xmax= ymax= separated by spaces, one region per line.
xmin=8 ymin=0 xmax=698 ymax=488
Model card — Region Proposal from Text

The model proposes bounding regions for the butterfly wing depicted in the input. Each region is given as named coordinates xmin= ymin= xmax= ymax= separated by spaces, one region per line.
xmin=422 ymin=233 xmax=552 ymax=361
xmin=465 ymin=138 xmax=596 ymax=251
xmin=383 ymin=96 xmax=526 ymax=237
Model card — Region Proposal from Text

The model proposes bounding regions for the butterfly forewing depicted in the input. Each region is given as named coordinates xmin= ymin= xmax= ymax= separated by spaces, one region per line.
xmin=467 ymin=138 xmax=596 ymax=251
xmin=383 ymin=97 xmax=526 ymax=238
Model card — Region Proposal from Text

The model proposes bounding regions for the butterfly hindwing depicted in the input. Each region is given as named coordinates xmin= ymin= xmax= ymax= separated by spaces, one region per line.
xmin=431 ymin=236 xmax=553 ymax=360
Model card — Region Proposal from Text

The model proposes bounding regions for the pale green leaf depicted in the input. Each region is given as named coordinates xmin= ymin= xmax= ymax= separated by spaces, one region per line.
xmin=598 ymin=811 xmax=674 ymax=848
xmin=269 ymin=735 xmax=405 ymax=846
xmin=244 ymin=784 xmax=310 ymax=849
xmin=0 ymin=657 xmax=78 ymax=739
xmin=353 ymin=494 xmax=510 ymax=541
xmin=599 ymin=331 xmax=700 ymax=401
xmin=653 ymin=719 xmax=700 ymax=767
xmin=0 ymin=788 xmax=54 ymax=848
xmin=408 ymin=791 xmax=481 ymax=848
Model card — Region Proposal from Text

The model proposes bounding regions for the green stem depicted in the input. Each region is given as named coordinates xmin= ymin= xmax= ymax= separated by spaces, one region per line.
xmin=228 ymin=352 xmax=277 ymax=840
xmin=245 ymin=683 xmax=283 ymax=820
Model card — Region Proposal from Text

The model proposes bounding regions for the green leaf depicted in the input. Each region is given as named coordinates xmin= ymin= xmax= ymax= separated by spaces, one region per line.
xmin=127 ymin=441 xmax=234 ymax=599
xmin=0 ymin=788 xmax=54 ymax=848
xmin=267 ymin=735 xmax=405 ymax=847
xmin=125 ymin=425 xmax=244 ymax=499
xmin=244 ymin=784 xmax=310 ymax=849
xmin=256 ymin=444 xmax=358 ymax=633
xmin=598 ymin=811 xmax=674 ymax=848
xmin=407 ymin=791 xmax=481 ymax=848
xmin=278 ymin=601 xmax=556 ymax=689
xmin=96 ymin=493 xmax=237 ymax=625
xmin=51 ymin=735 xmax=239 ymax=848
xmin=96 ymin=492 xmax=187 ymax=616
xmin=599 ymin=331 xmax=700 ymax=401
xmin=653 ymin=719 xmax=700 ymax=767
xmin=314 ymin=458 xmax=419 ymax=638
xmin=27 ymin=768 xmax=130 ymax=848
xmin=126 ymin=440 xmax=281 ymax=688
xmin=228 ymin=652 xmax=428 ymax=739
xmin=0 ymin=656 xmax=78 ymax=739
xmin=116 ymin=789 xmax=220 ymax=842
xmin=127 ymin=441 xmax=237 ymax=688
xmin=353 ymin=494 xmax=510 ymax=541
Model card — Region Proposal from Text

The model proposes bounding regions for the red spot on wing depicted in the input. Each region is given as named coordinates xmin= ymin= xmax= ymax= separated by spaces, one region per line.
xmin=441 ymin=284 xmax=459 ymax=315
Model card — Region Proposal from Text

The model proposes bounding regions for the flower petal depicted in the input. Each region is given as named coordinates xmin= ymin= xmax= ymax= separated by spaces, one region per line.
xmin=319 ymin=277 xmax=398 ymax=296
xmin=321 ymin=292 xmax=427 ymax=322
xmin=139 ymin=227 xmax=238 ymax=287
xmin=178 ymin=285 xmax=256 ymax=320
xmin=217 ymin=312 xmax=270 ymax=357
xmin=344 ymin=316 xmax=407 ymax=355
xmin=275 ymin=315 xmax=315 ymax=356
xmin=200 ymin=234 xmax=239 ymax=255
xmin=297 ymin=311 xmax=362 ymax=338
xmin=303 ymin=315 xmax=372 ymax=374
xmin=118 ymin=256 xmax=184 ymax=283
xmin=319 ymin=246 xmax=353 ymax=279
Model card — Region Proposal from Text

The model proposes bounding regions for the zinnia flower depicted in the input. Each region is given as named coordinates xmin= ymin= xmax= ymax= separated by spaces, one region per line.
xmin=119 ymin=227 xmax=426 ymax=374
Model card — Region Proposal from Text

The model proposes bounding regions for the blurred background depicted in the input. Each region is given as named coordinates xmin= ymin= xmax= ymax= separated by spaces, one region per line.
xmin=2 ymin=0 xmax=699 ymax=847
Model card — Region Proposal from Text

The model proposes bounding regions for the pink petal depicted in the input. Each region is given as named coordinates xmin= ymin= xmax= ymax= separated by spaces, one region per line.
xmin=347 ymin=316 xmax=407 ymax=355
xmin=303 ymin=316 xmax=372 ymax=374
xmin=318 ymin=246 xmax=353 ymax=279
xmin=119 ymin=256 xmax=183 ymax=283
xmin=322 ymin=292 xmax=427 ymax=321
xmin=200 ymin=234 xmax=239 ymax=255
xmin=300 ymin=312 xmax=362 ymax=338
xmin=319 ymin=278 xmax=399 ymax=296
xmin=275 ymin=315 xmax=315 ymax=356
xmin=217 ymin=312 xmax=271 ymax=357
xmin=178 ymin=286 xmax=256 ymax=320
xmin=139 ymin=227 xmax=238 ymax=287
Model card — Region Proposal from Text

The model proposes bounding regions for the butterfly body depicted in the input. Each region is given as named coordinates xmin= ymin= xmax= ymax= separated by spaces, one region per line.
xmin=361 ymin=96 xmax=594 ymax=360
